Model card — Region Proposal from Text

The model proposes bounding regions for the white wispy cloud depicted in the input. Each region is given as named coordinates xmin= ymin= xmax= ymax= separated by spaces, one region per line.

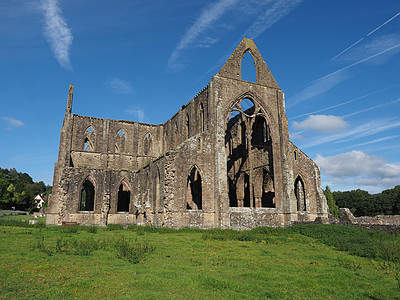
xmin=105 ymin=78 xmax=135 ymax=95
xmin=289 ymin=131 xmax=305 ymax=140
xmin=315 ymin=150 xmax=400 ymax=191
xmin=292 ymin=115 xmax=348 ymax=133
xmin=243 ymin=0 xmax=303 ymax=39
xmin=343 ymin=97 xmax=400 ymax=118
xmin=196 ymin=37 xmax=219 ymax=48
xmin=168 ymin=0 xmax=238 ymax=71
xmin=289 ymin=85 xmax=399 ymax=120
xmin=289 ymin=42 xmax=400 ymax=107
xmin=301 ymin=118 xmax=400 ymax=149
xmin=41 ymin=0 xmax=73 ymax=70
xmin=331 ymin=11 xmax=400 ymax=60
xmin=125 ymin=108 xmax=145 ymax=122
xmin=288 ymin=71 xmax=350 ymax=107
xmin=347 ymin=135 xmax=400 ymax=149
xmin=340 ymin=34 xmax=400 ymax=65
xmin=3 ymin=117 xmax=24 ymax=130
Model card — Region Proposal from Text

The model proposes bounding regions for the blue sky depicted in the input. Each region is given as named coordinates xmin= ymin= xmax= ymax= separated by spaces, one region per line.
xmin=1 ymin=0 xmax=399 ymax=194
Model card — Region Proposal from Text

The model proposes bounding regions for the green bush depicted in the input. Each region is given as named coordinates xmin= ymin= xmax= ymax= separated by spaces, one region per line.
xmin=113 ymin=237 xmax=156 ymax=264
xmin=288 ymin=224 xmax=400 ymax=262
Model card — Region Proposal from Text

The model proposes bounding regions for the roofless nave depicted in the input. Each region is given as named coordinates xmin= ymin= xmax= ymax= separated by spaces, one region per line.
xmin=47 ymin=38 xmax=328 ymax=229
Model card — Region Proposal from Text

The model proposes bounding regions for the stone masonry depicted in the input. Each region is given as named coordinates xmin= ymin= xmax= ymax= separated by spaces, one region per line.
xmin=46 ymin=38 xmax=329 ymax=229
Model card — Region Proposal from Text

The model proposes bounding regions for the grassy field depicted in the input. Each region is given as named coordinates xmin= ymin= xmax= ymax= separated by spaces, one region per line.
xmin=0 ymin=216 xmax=399 ymax=299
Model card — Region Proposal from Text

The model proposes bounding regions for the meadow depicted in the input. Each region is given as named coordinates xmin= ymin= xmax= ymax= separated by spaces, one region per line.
xmin=0 ymin=215 xmax=399 ymax=299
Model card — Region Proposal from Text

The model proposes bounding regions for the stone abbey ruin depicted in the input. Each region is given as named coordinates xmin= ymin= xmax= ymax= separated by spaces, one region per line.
xmin=47 ymin=39 xmax=329 ymax=229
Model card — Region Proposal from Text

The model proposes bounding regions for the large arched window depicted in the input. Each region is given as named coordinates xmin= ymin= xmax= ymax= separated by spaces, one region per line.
xmin=295 ymin=176 xmax=306 ymax=211
xmin=226 ymin=97 xmax=274 ymax=208
xmin=117 ymin=182 xmax=130 ymax=212
xmin=143 ymin=133 xmax=152 ymax=155
xmin=186 ymin=166 xmax=202 ymax=210
xmin=80 ymin=179 xmax=95 ymax=211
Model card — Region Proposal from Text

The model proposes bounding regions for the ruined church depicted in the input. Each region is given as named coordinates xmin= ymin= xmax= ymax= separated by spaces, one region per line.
xmin=47 ymin=39 xmax=328 ymax=229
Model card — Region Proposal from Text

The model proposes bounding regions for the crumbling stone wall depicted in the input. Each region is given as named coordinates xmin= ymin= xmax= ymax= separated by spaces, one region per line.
xmin=338 ymin=208 xmax=400 ymax=233
xmin=47 ymin=38 xmax=328 ymax=228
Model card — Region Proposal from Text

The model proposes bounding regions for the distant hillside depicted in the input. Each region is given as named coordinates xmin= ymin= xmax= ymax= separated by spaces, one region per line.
xmin=332 ymin=185 xmax=400 ymax=217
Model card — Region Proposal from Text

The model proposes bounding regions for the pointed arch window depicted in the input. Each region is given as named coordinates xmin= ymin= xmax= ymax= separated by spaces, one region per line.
xmin=83 ymin=138 xmax=91 ymax=151
xmin=83 ymin=126 xmax=95 ymax=151
xmin=261 ymin=169 xmax=275 ymax=207
xmin=80 ymin=179 xmax=95 ymax=211
xmin=252 ymin=116 xmax=271 ymax=147
xmin=143 ymin=133 xmax=152 ymax=155
xmin=186 ymin=166 xmax=202 ymax=210
xmin=241 ymin=50 xmax=256 ymax=83
xmin=295 ymin=176 xmax=306 ymax=211
xmin=117 ymin=182 xmax=130 ymax=212
xmin=115 ymin=129 xmax=125 ymax=153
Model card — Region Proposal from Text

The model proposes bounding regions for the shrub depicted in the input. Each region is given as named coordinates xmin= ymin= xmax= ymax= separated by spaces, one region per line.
xmin=113 ymin=237 xmax=156 ymax=264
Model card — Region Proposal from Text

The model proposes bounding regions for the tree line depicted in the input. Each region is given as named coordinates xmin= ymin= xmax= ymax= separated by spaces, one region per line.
xmin=0 ymin=168 xmax=51 ymax=212
xmin=324 ymin=185 xmax=400 ymax=218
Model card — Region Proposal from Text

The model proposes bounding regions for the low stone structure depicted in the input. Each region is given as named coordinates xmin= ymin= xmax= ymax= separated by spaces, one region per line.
xmin=338 ymin=208 xmax=400 ymax=233
xmin=46 ymin=38 xmax=328 ymax=229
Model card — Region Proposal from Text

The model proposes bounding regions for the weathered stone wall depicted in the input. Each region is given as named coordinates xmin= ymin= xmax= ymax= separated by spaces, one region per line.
xmin=337 ymin=208 xmax=400 ymax=233
xmin=339 ymin=208 xmax=400 ymax=226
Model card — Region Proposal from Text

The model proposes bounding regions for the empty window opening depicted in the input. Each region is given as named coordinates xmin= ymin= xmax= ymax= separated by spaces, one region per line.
xmin=115 ymin=130 xmax=125 ymax=153
xmin=228 ymin=106 xmax=240 ymax=120
xmin=252 ymin=116 xmax=271 ymax=147
xmin=295 ymin=176 xmax=306 ymax=211
xmin=261 ymin=169 xmax=275 ymax=207
xmin=294 ymin=151 xmax=297 ymax=160
xmin=117 ymin=183 xmax=130 ymax=212
xmin=243 ymin=173 xmax=250 ymax=207
xmin=240 ymin=98 xmax=255 ymax=116
xmin=80 ymin=180 xmax=95 ymax=211
xmin=144 ymin=133 xmax=152 ymax=155
xmin=83 ymin=137 xmax=92 ymax=151
xmin=84 ymin=126 xmax=95 ymax=151
xmin=186 ymin=167 xmax=202 ymax=210
xmin=241 ymin=51 xmax=257 ymax=83
xmin=228 ymin=177 xmax=238 ymax=207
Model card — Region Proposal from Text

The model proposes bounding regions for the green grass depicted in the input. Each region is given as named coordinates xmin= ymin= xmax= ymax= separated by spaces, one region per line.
xmin=0 ymin=220 xmax=399 ymax=299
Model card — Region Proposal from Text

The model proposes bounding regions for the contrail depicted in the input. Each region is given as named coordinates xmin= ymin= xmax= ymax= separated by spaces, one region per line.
xmin=331 ymin=11 xmax=400 ymax=61
xmin=289 ymin=84 xmax=400 ymax=120
xmin=331 ymin=37 xmax=365 ymax=61
xmin=367 ymin=12 xmax=400 ymax=36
